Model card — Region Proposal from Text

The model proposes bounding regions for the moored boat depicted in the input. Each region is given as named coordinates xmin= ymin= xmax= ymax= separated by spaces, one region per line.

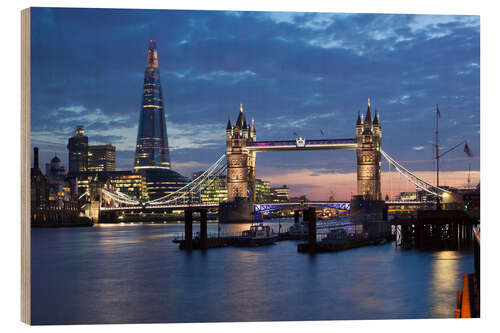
xmin=234 ymin=223 xmax=277 ymax=246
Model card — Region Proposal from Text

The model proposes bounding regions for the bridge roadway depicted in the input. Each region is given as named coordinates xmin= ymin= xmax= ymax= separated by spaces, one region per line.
xmin=100 ymin=200 xmax=432 ymax=213
xmin=246 ymin=138 xmax=357 ymax=152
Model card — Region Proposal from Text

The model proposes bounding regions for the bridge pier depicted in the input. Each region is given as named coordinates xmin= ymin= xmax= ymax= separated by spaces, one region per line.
xmin=219 ymin=199 xmax=254 ymax=223
xmin=307 ymin=207 xmax=317 ymax=254
xmin=184 ymin=208 xmax=193 ymax=251
xmin=303 ymin=208 xmax=309 ymax=223
xmin=200 ymin=209 xmax=208 ymax=250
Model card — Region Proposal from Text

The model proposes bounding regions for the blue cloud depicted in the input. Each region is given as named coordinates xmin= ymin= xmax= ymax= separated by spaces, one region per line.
xmin=30 ymin=8 xmax=480 ymax=183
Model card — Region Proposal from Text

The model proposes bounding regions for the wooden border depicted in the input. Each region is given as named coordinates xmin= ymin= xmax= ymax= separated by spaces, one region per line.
xmin=21 ymin=7 xmax=31 ymax=325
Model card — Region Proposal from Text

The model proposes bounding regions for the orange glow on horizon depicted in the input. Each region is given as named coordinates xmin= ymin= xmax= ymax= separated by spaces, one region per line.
xmin=256 ymin=169 xmax=479 ymax=201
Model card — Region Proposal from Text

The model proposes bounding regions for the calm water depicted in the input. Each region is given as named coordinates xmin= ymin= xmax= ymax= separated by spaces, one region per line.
xmin=31 ymin=219 xmax=473 ymax=325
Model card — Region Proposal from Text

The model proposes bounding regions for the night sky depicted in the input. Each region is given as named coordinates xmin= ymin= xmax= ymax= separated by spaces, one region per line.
xmin=30 ymin=7 xmax=480 ymax=200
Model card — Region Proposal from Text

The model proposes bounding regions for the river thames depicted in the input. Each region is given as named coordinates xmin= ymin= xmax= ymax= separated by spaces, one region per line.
xmin=31 ymin=219 xmax=473 ymax=325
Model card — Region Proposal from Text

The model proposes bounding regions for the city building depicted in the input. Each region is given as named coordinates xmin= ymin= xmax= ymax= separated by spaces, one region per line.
xmin=131 ymin=40 xmax=189 ymax=200
xmin=441 ymin=185 xmax=480 ymax=219
xmin=88 ymin=144 xmax=116 ymax=172
xmin=67 ymin=125 xmax=88 ymax=174
xmin=255 ymin=178 xmax=270 ymax=203
xmin=31 ymin=147 xmax=48 ymax=212
xmin=45 ymin=155 xmax=66 ymax=177
xmin=134 ymin=39 xmax=171 ymax=171
xmin=76 ymin=171 xmax=146 ymax=201
xmin=31 ymin=147 xmax=80 ymax=226
xmin=397 ymin=191 xmax=418 ymax=202
xmin=197 ymin=174 xmax=227 ymax=204
xmin=270 ymin=185 xmax=290 ymax=203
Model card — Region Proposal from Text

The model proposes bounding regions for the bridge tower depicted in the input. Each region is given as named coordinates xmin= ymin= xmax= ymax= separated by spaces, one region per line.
xmin=220 ymin=104 xmax=256 ymax=222
xmin=226 ymin=104 xmax=257 ymax=201
xmin=356 ymin=98 xmax=382 ymax=200
xmin=87 ymin=179 xmax=103 ymax=223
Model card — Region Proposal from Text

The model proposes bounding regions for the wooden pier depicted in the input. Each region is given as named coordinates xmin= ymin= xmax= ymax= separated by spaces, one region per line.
xmin=392 ymin=210 xmax=478 ymax=250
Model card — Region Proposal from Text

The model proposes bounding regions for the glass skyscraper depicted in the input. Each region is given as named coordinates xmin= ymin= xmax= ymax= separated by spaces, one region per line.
xmin=134 ymin=40 xmax=171 ymax=171
xmin=67 ymin=125 xmax=88 ymax=174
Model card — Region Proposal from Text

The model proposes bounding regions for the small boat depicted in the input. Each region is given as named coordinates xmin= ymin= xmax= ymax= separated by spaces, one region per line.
xmin=234 ymin=223 xmax=277 ymax=246
xmin=289 ymin=221 xmax=308 ymax=235
xmin=318 ymin=214 xmax=330 ymax=220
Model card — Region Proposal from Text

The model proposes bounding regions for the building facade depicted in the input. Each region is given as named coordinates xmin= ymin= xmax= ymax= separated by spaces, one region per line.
xmin=45 ymin=155 xmax=66 ymax=177
xmin=88 ymin=144 xmax=116 ymax=172
xmin=76 ymin=171 xmax=145 ymax=201
xmin=270 ymin=185 xmax=290 ymax=203
xmin=397 ymin=191 xmax=418 ymax=201
xmin=255 ymin=178 xmax=271 ymax=203
xmin=31 ymin=147 xmax=81 ymax=226
xmin=67 ymin=125 xmax=88 ymax=174
xmin=198 ymin=174 xmax=228 ymax=204
xmin=226 ymin=105 xmax=257 ymax=202
xmin=134 ymin=40 xmax=171 ymax=171
xmin=356 ymin=99 xmax=382 ymax=200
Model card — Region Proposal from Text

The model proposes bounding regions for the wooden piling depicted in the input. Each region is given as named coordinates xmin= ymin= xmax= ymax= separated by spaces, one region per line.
xmin=308 ymin=207 xmax=316 ymax=253
xmin=200 ymin=209 xmax=207 ymax=250
xmin=294 ymin=210 xmax=299 ymax=224
xmin=184 ymin=208 xmax=193 ymax=251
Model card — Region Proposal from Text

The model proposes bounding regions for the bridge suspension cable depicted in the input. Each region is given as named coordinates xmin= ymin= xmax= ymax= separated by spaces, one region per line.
xmin=100 ymin=154 xmax=227 ymax=208
xmin=101 ymin=188 xmax=141 ymax=205
xmin=380 ymin=149 xmax=451 ymax=197
xmin=147 ymin=154 xmax=226 ymax=205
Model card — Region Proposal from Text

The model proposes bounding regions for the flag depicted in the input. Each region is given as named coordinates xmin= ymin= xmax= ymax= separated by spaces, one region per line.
xmin=464 ymin=143 xmax=473 ymax=158
xmin=436 ymin=104 xmax=441 ymax=118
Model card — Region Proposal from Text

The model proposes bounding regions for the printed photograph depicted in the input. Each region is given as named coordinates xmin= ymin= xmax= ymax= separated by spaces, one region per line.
xmin=29 ymin=7 xmax=480 ymax=324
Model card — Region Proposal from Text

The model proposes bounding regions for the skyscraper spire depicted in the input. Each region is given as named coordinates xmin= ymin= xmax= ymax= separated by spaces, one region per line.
xmin=134 ymin=40 xmax=171 ymax=171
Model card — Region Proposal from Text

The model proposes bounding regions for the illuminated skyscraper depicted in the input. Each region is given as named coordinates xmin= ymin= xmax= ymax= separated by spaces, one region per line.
xmin=67 ymin=125 xmax=88 ymax=174
xmin=88 ymin=144 xmax=116 ymax=172
xmin=134 ymin=40 xmax=171 ymax=171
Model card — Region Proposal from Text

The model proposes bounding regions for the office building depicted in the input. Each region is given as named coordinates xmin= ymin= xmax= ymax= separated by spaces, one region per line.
xmin=67 ymin=125 xmax=88 ymax=174
xmin=88 ymin=144 xmax=116 ymax=172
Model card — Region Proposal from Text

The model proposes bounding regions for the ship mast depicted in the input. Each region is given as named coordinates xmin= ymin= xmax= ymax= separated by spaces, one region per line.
xmin=435 ymin=104 xmax=440 ymax=210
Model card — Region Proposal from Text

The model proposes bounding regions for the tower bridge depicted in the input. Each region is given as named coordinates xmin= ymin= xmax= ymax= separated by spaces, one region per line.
xmin=220 ymin=99 xmax=383 ymax=222
xmin=92 ymin=98 xmax=449 ymax=223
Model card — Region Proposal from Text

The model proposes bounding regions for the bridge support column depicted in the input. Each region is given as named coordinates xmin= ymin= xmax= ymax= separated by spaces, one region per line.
xmin=200 ymin=209 xmax=207 ymax=250
xmin=308 ymin=207 xmax=317 ymax=253
xmin=294 ymin=210 xmax=299 ymax=224
xmin=88 ymin=181 xmax=103 ymax=223
xmin=219 ymin=199 xmax=254 ymax=223
xmin=184 ymin=208 xmax=193 ymax=251
xmin=302 ymin=209 xmax=309 ymax=223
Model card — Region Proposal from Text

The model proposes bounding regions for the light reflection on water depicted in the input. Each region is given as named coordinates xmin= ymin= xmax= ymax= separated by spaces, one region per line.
xmin=430 ymin=251 xmax=463 ymax=317
xmin=31 ymin=219 xmax=473 ymax=325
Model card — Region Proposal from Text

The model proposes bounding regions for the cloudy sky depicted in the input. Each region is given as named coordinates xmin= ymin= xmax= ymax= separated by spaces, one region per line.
xmin=30 ymin=7 xmax=479 ymax=200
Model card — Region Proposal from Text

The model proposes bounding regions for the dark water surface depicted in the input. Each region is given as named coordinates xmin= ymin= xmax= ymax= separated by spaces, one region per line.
xmin=31 ymin=220 xmax=473 ymax=325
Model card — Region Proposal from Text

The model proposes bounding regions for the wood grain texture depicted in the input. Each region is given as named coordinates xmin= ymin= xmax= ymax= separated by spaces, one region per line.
xmin=21 ymin=7 xmax=31 ymax=325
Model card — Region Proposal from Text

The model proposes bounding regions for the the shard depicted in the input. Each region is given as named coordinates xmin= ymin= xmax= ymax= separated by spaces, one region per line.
xmin=134 ymin=40 xmax=171 ymax=171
